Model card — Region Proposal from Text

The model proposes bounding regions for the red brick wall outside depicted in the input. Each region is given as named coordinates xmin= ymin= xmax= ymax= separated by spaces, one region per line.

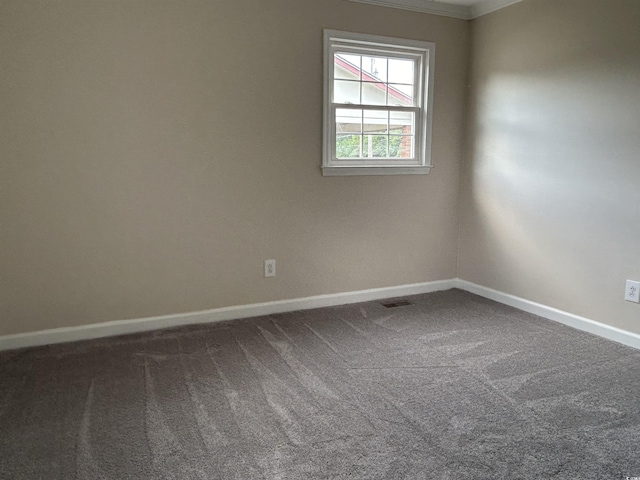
xmin=400 ymin=125 xmax=412 ymax=158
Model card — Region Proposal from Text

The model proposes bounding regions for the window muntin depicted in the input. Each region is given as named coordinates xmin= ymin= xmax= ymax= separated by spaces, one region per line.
xmin=323 ymin=30 xmax=435 ymax=176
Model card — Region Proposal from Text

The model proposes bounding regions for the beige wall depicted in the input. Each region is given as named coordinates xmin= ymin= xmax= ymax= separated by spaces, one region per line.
xmin=459 ymin=0 xmax=640 ymax=333
xmin=0 ymin=0 xmax=469 ymax=335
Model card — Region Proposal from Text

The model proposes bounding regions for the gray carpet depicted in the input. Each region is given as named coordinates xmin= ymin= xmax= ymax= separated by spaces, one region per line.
xmin=1 ymin=289 xmax=639 ymax=479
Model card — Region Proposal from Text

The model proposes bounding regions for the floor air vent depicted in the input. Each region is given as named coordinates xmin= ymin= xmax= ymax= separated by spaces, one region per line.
xmin=381 ymin=300 xmax=412 ymax=308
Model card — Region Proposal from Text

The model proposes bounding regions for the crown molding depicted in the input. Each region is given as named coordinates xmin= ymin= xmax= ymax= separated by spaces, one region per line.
xmin=347 ymin=0 xmax=471 ymax=19
xmin=470 ymin=0 xmax=523 ymax=18
xmin=346 ymin=0 xmax=522 ymax=20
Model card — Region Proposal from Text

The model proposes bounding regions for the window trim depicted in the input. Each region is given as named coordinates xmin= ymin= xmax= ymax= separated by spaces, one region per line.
xmin=322 ymin=29 xmax=435 ymax=176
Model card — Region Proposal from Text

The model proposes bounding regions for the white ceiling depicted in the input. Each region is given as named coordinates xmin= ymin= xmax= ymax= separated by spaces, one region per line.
xmin=347 ymin=0 xmax=523 ymax=19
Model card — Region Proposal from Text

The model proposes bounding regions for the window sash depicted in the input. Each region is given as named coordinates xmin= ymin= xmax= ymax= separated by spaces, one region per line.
xmin=331 ymin=46 xmax=423 ymax=108
xmin=331 ymin=105 xmax=420 ymax=163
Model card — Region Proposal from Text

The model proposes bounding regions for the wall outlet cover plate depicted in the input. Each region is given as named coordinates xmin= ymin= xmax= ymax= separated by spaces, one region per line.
xmin=625 ymin=280 xmax=640 ymax=303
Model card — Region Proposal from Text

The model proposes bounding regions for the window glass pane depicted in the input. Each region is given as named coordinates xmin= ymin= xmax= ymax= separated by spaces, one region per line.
xmin=389 ymin=111 xmax=413 ymax=134
xmin=389 ymin=136 xmax=413 ymax=158
xmin=361 ymin=56 xmax=387 ymax=82
xmin=361 ymin=83 xmax=387 ymax=106
xmin=388 ymin=85 xmax=413 ymax=106
xmin=334 ymin=54 xmax=361 ymax=80
xmin=334 ymin=80 xmax=360 ymax=104
xmin=389 ymin=111 xmax=413 ymax=158
xmin=388 ymin=58 xmax=414 ymax=85
xmin=336 ymin=134 xmax=361 ymax=158
xmin=363 ymin=110 xmax=388 ymax=134
xmin=336 ymin=108 xmax=362 ymax=133
xmin=362 ymin=135 xmax=388 ymax=158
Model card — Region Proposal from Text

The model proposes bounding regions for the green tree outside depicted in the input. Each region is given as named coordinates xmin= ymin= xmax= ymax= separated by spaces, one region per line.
xmin=337 ymin=133 xmax=404 ymax=158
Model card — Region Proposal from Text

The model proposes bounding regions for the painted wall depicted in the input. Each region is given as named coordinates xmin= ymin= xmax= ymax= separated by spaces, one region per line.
xmin=0 ymin=0 xmax=469 ymax=335
xmin=459 ymin=0 xmax=640 ymax=334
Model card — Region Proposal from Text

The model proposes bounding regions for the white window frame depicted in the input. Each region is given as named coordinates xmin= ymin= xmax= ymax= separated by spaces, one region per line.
xmin=322 ymin=29 xmax=435 ymax=176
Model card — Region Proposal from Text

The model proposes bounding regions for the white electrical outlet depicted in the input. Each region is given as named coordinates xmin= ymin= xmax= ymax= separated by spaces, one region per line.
xmin=264 ymin=259 xmax=276 ymax=278
xmin=625 ymin=280 xmax=640 ymax=303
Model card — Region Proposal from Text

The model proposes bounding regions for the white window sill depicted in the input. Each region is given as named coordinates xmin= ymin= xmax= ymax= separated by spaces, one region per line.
xmin=322 ymin=165 xmax=432 ymax=176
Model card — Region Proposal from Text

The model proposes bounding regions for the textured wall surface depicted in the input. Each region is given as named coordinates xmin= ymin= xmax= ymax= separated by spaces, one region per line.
xmin=459 ymin=0 xmax=640 ymax=334
xmin=0 ymin=0 xmax=469 ymax=335
xmin=5 ymin=0 xmax=637 ymax=340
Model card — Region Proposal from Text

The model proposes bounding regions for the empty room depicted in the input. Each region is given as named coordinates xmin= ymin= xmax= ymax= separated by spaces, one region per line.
xmin=1 ymin=0 xmax=639 ymax=478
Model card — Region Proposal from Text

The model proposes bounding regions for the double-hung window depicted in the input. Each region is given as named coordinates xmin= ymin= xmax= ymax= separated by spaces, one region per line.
xmin=322 ymin=30 xmax=435 ymax=176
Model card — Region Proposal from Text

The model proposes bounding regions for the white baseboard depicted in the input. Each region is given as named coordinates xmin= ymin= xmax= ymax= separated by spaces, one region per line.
xmin=0 ymin=279 xmax=457 ymax=352
xmin=456 ymin=279 xmax=640 ymax=350
xmin=2 ymin=278 xmax=638 ymax=352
